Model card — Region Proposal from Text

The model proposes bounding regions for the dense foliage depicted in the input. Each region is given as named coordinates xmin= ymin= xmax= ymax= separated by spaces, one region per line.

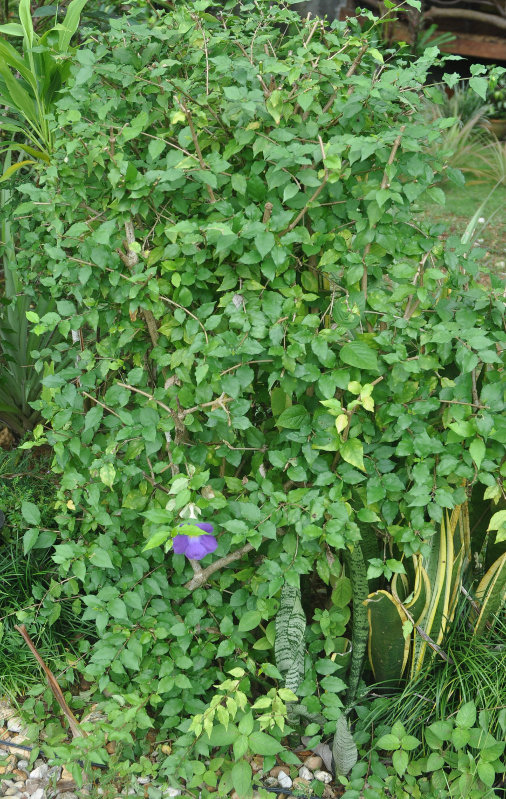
xmin=1 ymin=0 xmax=504 ymax=795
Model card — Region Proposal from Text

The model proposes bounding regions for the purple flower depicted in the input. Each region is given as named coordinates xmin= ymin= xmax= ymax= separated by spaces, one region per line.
xmin=173 ymin=521 xmax=218 ymax=561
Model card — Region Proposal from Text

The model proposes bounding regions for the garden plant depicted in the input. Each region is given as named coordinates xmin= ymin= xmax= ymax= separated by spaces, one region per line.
xmin=0 ymin=0 xmax=504 ymax=797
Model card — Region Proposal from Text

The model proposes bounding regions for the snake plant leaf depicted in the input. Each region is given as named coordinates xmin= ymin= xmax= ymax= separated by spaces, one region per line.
xmin=275 ymin=582 xmax=306 ymax=694
xmin=366 ymin=590 xmax=410 ymax=685
xmin=393 ymin=556 xmax=430 ymax=626
xmin=472 ymin=552 xmax=506 ymax=638
xmin=412 ymin=512 xmax=452 ymax=676
xmin=332 ymin=713 xmax=358 ymax=777
xmin=344 ymin=543 xmax=369 ymax=705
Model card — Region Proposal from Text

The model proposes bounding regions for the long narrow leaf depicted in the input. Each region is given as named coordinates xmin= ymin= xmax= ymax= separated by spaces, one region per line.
xmin=0 ymin=159 xmax=36 ymax=182
xmin=57 ymin=0 xmax=88 ymax=53
xmin=18 ymin=0 xmax=35 ymax=49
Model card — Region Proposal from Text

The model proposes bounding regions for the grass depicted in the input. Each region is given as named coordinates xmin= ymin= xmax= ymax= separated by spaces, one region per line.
xmin=357 ymin=597 xmax=506 ymax=742
xmin=419 ymin=179 xmax=506 ymax=283
xmin=0 ymin=447 xmax=94 ymax=697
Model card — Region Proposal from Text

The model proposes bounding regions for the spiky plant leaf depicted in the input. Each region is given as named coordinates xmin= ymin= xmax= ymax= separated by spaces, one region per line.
xmin=473 ymin=552 xmax=506 ymax=637
xmin=332 ymin=713 xmax=358 ymax=777
xmin=275 ymin=582 xmax=305 ymax=694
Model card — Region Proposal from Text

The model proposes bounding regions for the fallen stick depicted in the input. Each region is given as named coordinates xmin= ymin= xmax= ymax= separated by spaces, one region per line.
xmin=14 ymin=624 xmax=85 ymax=739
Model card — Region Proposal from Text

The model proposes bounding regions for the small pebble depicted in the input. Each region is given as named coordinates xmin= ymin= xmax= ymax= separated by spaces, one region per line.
xmin=314 ymin=770 xmax=332 ymax=784
xmin=31 ymin=789 xmax=46 ymax=799
xmin=58 ymin=793 xmax=78 ymax=799
xmin=137 ymin=777 xmax=150 ymax=784
xmin=292 ymin=777 xmax=310 ymax=789
xmin=264 ymin=776 xmax=279 ymax=787
xmin=16 ymin=761 xmax=29 ymax=771
xmin=270 ymin=766 xmax=288 ymax=778
xmin=4 ymin=788 xmax=21 ymax=796
xmin=304 ymin=755 xmax=323 ymax=770
xmin=30 ymin=764 xmax=49 ymax=781
xmin=278 ymin=771 xmax=292 ymax=790
xmin=6 ymin=718 xmax=23 ymax=733
xmin=163 ymin=789 xmax=181 ymax=797
xmin=299 ymin=766 xmax=313 ymax=781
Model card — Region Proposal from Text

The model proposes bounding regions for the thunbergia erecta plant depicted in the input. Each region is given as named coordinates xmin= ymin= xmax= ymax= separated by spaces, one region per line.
xmin=173 ymin=522 xmax=218 ymax=560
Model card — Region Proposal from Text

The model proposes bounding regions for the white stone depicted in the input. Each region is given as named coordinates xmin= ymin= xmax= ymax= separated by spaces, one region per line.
xmin=163 ymin=790 xmax=181 ymax=798
xmin=16 ymin=761 xmax=29 ymax=771
xmin=299 ymin=766 xmax=313 ymax=781
xmin=6 ymin=718 xmax=23 ymax=733
xmin=137 ymin=777 xmax=150 ymax=784
xmin=314 ymin=770 xmax=332 ymax=784
xmin=29 ymin=764 xmax=49 ymax=781
xmin=31 ymin=789 xmax=46 ymax=799
xmin=277 ymin=771 xmax=292 ymax=789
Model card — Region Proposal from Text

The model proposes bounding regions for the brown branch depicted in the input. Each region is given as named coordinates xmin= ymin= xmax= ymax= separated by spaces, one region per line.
xmin=424 ymin=5 xmax=506 ymax=29
xmin=159 ymin=295 xmax=209 ymax=345
xmin=181 ymin=103 xmax=216 ymax=203
xmin=282 ymin=136 xmax=329 ymax=235
xmin=15 ymin=625 xmax=85 ymax=738
xmin=184 ymin=543 xmax=255 ymax=591
xmin=117 ymin=383 xmax=174 ymax=416
xmin=362 ymin=126 xmax=406 ymax=311
xmin=121 ymin=220 xmax=159 ymax=348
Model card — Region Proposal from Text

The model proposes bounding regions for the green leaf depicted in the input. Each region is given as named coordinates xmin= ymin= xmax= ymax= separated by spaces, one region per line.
xmin=21 ymin=501 xmax=41 ymax=526
xmin=248 ymin=731 xmax=284 ymax=756
xmin=376 ymin=733 xmax=401 ymax=751
xmin=426 ymin=753 xmax=444 ymax=771
xmin=100 ymin=463 xmax=116 ymax=488
xmin=143 ymin=529 xmax=172 ymax=551
xmin=340 ymin=439 xmax=365 ymax=471
xmin=23 ymin=528 xmax=39 ymax=555
xmin=238 ymin=610 xmax=262 ymax=632
xmin=488 ymin=510 xmax=506 ymax=531
xmin=231 ymin=760 xmax=252 ymax=798
xmin=340 ymin=341 xmax=379 ymax=372
xmin=477 ymin=761 xmax=495 ymax=788
xmin=455 ymin=700 xmax=476 ymax=729
xmin=277 ymin=405 xmax=309 ymax=430
xmin=469 ymin=76 xmax=488 ymax=101
xmin=90 ymin=547 xmax=114 ymax=569
xmin=469 ymin=438 xmax=485 ymax=469
xmin=393 ymin=749 xmax=408 ymax=776
xmin=331 ymin=577 xmax=352 ymax=608
xmin=255 ymin=231 xmax=275 ymax=258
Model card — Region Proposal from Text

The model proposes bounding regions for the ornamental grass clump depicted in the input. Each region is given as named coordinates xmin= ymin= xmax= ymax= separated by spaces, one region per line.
xmin=6 ymin=0 xmax=505 ymax=793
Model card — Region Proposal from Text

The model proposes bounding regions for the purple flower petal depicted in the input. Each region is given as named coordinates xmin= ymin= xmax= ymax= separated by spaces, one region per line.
xmin=172 ymin=535 xmax=189 ymax=554
xmin=185 ymin=538 xmax=209 ymax=560
xmin=195 ymin=522 xmax=214 ymax=534
xmin=198 ymin=534 xmax=218 ymax=554
xmin=185 ymin=534 xmax=218 ymax=560
xmin=178 ymin=521 xmax=214 ymax=535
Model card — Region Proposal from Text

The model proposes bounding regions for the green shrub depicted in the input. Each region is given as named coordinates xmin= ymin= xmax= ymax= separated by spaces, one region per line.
xmin=4 ymin=0 xmax=505 ymax=792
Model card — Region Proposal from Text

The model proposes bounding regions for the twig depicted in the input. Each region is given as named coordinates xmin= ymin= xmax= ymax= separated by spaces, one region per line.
xmin=281 ymin=135 xmax=328 ymax=235
xmin=119 ymin=220 xmax=159 ymax=348
xmin=362 ymin=126 xmax=406 ymax=309
xmin=160 ymin=295 xmax=208 ymax=345
xmin=220 ymin=359 xmax=273 ymax=376
xmin=81 ymin=392 xmax=122 ymax=419
xmin=117 ymin=383 xmax=174 ymax=416
xmin=15 ymin=625 xmax=85 ymax=738
xmin=181 ymin=103 xmax=216 ymax=203
xmin=400 ymin=604 xmax=452 ymax=664
xmin=184 ymin=543 xmax=255 ymax=591
xmin=304 ymin=18 xmax=320 ymax=48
